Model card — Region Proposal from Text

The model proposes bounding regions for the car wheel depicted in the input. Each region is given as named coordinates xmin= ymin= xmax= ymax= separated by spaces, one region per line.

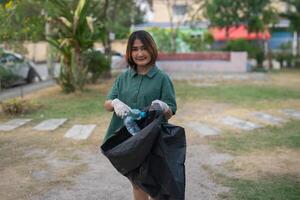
xmin=27 ymin=68 xmax=42 ymax=83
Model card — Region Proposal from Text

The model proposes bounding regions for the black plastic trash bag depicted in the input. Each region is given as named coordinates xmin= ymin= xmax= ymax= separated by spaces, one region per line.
xmin=101 ymin=107 xmax=186 ymax=200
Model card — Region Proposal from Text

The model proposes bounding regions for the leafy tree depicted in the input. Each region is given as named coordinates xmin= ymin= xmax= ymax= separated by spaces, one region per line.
xmin=44 ymin=0 xmax=144 ymax=92
xmin=204 ymin=0 xmax=277 ymax=67
xmin=204 ymin=0 xmax=243 ymax=38
xmin=242 ymin=0 xmax=278 ymax=68
xmin=91 ymin=0 xmax=144 ymax=57
xmin=204 ymin=0 xmax=276 ymax=39
xmin=243 ymin=0 xmax=277 ymax=35
xmin=281 ymin=0 xmax=300 ymax=56
xmin=0 ymin=0 xmax=45 ymax=53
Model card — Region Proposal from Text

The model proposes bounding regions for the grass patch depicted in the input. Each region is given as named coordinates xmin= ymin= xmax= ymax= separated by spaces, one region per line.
xmin=175 ymin=82 xmax=300 ymax=106
xmin=1 ymin=86 xmax=108 ymax=121
xmin=220 ymin=176 xmax=300 ymax=200
xmin=211 ymin=120 xmax=300 ymax=154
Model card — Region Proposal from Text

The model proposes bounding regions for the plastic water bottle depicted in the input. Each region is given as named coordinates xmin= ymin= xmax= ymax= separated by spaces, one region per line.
xmin=124 ymin=109 xmax=147 ymax=135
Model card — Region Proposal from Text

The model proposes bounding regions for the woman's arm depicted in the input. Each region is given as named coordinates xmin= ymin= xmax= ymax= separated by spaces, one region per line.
xmin=104 ymin=100 xmax=114 ymax=112
xmin=164 ymin=108 xmax=173 ymax=120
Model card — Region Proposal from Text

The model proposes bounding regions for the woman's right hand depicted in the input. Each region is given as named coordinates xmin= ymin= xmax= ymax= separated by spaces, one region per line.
xmin=111 ymin=98 xmax=131 ymax=118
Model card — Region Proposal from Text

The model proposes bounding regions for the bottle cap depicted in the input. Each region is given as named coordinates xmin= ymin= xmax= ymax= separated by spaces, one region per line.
xmin=140 ymin=111 xmax=146 ymax=118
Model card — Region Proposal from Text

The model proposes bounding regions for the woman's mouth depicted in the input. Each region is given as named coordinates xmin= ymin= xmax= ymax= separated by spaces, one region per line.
xmin=136 ymin=57 xmax=147 ymax=61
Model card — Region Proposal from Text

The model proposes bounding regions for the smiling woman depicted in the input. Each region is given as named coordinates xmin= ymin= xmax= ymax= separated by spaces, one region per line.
xmin=125 ymin=30 xmax=158 ymax=73
xmin=103 ymin=30 xmax=179 ymax=200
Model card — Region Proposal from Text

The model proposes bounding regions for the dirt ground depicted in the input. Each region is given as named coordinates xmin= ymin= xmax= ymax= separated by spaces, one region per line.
xmin=0 ymin=98 xmax=235 ymax=200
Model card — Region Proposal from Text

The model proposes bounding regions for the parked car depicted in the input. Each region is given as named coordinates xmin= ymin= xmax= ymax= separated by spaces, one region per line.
xmin=0 ymin=51 xmax=42 ymax=88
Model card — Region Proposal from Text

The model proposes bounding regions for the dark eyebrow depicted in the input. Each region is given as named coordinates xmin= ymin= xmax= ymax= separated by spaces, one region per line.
xmin=132 ymin=45 xmax=145 ymax=49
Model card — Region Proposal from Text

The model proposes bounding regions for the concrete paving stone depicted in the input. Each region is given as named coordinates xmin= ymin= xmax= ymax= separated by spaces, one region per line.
xmin=0 ymin=119 xmax=32 ymax=131
xmin=250 ymin=112 xmax=286 ymax=125
xmin=33 ymin=118 xmax=67 ymax=131
xmin=186 ymin=121 xmax=221 ymax=136
xmin=221 ymin=116 xmax=262 ymax=130
xmin=282 ymin=109 xmax=300 ymax=119
xmin=64 ymin=124 xmax=96 ymax=140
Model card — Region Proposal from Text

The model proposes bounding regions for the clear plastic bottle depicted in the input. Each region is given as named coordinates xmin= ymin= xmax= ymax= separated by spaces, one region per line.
xmin=123 ymin=109 xmax=147 ymax=135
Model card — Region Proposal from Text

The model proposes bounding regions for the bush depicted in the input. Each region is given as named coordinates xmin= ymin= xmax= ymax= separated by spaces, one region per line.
xmin=273 ymin=42 xmax=294 ymax=68
xmin=149 ymin=28 xmax=214 ymax=52
xmin=0 ymin=98 xmax=42 ymax=115
xmin=224 ymin=39 xmax=265 ymax=68
xmin=148 ymin=28 xmax=173 ymax=52
xmin=223 ymin=39 xmax=256 ymax=57
xmin=84 ymin=50 xmax=110 ymax=83
xmin=0 ymin=65 xmax=20 ymax=89
xmin=180 ymin=31 xmax=214 ymax=51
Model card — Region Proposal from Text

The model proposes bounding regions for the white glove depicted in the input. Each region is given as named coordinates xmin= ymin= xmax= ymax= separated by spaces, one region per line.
xmin=151 ymin=100 xmax=169 ymax=112
xmin=111 ymin=99 xmax=131 ymax=118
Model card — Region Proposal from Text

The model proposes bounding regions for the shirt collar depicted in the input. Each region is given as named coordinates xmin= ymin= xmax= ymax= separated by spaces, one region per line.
xmin=130 ymin=65 xmax=159 ymax=79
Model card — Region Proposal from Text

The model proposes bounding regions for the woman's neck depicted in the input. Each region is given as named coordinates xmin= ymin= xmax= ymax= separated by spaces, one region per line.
xmin=137 ymin=65 xmax=152 ymax=75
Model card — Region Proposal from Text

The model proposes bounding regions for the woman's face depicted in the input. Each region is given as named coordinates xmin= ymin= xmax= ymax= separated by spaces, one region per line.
xmin=131 ymin=39 xmax=151 ymax=68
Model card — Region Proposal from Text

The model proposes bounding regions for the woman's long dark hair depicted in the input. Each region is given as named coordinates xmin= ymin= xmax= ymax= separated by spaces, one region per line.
xmin=126 ymin=30 xmax=158 ymax=71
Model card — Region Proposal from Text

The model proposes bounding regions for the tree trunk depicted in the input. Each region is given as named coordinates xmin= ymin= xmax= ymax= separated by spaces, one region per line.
xmin=165 ymin=0 xmax=176 ymax=53
xmin=171 ymin=29 xmax=177 ymax=53
xmin=59 ymin=54 xmax=75 ymax=93
xmin=75 ymin=47 xmax=85 ymax=91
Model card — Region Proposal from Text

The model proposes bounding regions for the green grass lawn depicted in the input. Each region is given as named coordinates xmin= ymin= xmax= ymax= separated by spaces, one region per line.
xmin=175 ymin=82 xmax=300 ymax=106
xmin=220 ymin=176 xmax=300 ymax=200
xmin=34 ymin=93 xmax=106 ymax=118
xmin=209 ymin=119 xmax=300 ymax=200
xmin=2 ymin=69 xmax=299 ymax=120
xmin=211 ymin=120 xmax=300 ymax=154
xmin=2 ymin=87 xmax=108 ymax=121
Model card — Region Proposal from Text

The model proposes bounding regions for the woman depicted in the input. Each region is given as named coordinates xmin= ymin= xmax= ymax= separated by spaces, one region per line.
xmin=104 ymin=30 xmax=177 ymax=200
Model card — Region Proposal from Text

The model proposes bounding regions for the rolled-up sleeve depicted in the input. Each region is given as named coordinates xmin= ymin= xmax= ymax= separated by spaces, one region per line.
xmin=161 ymin=76 xmax=177 ymax=115
xmin=107 ymin=76 xmax=120 ymax=100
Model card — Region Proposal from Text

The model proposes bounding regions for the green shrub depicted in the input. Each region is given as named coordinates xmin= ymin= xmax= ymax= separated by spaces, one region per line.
xmin=223 ymin=39 xmax=256 ymax=57
xmin=224 ymin=39 xmax=265 ymax=68
xmin=0 ymin=65 xmax=20 ymax=89
xmin=0 ymin=98 xmax=42 ymax=115
xmin=273 ymin=42 xmax=294 ymax=68
xmin=148 ymin=28 xmax=173 ymax=52
xmin=84 ymin=50 xmax=110 ymax=83
xmin=180 ymin=31 xmax=214 ymax=51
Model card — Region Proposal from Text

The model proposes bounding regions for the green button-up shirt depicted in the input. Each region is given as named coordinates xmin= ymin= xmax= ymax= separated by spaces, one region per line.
xmin=104 ymin=65 xmax=177 ymax=141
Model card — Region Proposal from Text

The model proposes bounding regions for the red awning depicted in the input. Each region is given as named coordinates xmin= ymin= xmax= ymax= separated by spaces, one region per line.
xmin=210 ymin=25 xmax=271 ymax=41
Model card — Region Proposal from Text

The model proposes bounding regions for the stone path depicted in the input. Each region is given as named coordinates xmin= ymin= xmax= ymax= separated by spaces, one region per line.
xmin=250 ymin=112 xmax=286 ymax=125
xmin=220 ymin=116 xmax=262 ymax=130
xmin=33 ymin=118 xmax=67 ymax=131
xmin=64 ymin=125 xmax=96 ymax=140
xmin=0 ymin=118 xmax=32 ymax=131
xmin=282 ymin=109 xmax=300 ymax=119
xmin=179 ymin=109 xmax=300 ymax=139
xmin=1 ymin=109 xmax=300 ymax=140
xmin=186 ymin=122 xmax=221 ymax=136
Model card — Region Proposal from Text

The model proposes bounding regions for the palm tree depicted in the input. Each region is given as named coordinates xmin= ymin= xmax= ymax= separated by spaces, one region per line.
xmin=45 ymin=0 xmax=100 ymax=92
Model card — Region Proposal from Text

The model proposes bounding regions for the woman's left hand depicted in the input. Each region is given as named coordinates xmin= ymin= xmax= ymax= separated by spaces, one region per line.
xmin=151 ymin=100 xmax=173 ymax=119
